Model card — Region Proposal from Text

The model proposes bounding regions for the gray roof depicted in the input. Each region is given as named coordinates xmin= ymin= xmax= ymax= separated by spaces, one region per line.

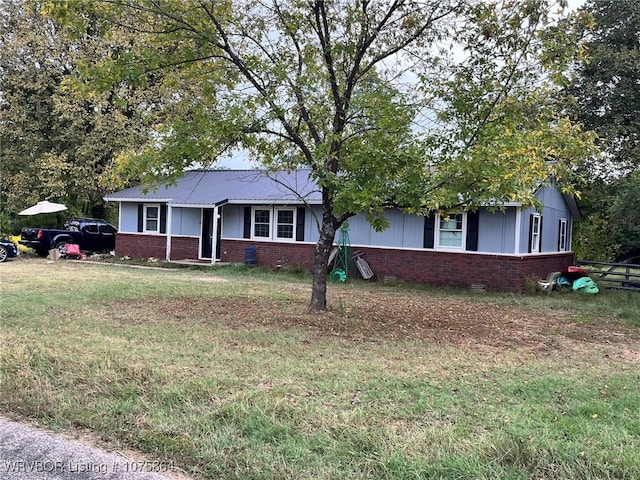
xmin=105 ymin=168 xmax=582 ymax=219
xmin=104 ymin=169 xmax=322 ymax=206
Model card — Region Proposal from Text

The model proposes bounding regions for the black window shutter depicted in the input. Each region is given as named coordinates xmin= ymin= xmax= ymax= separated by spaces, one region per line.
xmin=137 ymin=205 xmax=144 ymax=232
xmin=160 ymin=205 xmax=167 ymax=234
xmin=243 ymin=207 xmax=252 ymax=239
xmin=539 ymin=216 xmax=544 ymax=252
xmin=465 ymin=211 xmax=480 ymax=251
xmin=296 ymin=207 xmax=306 ymax=241
xmin=423 ymin=214 xmax=435 ymax=249
xmin=528 ymin=214 xmax=534 ymax=253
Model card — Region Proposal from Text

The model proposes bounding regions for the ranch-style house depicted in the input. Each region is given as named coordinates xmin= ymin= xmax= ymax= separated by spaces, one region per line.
xmin=104 ymin=169 xmax=579 ymax=290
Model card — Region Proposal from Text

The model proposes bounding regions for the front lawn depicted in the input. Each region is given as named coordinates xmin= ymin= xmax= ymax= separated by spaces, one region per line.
xmin=1 ymin=259 xmax=639 ymax=479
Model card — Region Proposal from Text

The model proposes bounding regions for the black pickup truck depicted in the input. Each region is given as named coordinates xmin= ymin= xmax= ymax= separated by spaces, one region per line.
xmin=20 ymin=218 xmax=117 ymax=257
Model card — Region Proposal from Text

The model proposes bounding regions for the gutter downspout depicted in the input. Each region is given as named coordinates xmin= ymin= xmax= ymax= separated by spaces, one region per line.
xmin=568 ymin=217 xmax=573 ymax=252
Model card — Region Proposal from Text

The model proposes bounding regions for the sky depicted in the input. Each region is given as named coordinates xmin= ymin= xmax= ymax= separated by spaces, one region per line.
xmin=567 ymin=0 xmax=587 ymax=10
xmin=216 ymin=0 xmax=589 ymax=170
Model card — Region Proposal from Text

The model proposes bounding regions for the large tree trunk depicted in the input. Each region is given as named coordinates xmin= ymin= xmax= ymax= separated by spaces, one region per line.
xmin=309 ymin=194 xmax=339 ymax=312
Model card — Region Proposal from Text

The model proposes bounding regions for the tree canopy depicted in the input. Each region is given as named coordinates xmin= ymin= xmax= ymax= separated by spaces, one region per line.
xmin=0 ymin=0 xmax=154 ymax=229
xmin=568 ymin=0 xmax=640 ymax=178
xmin=567 ymin=0 xmax=640 ymax=261
xmin=44 ymin=0 xmax=597 ymax=309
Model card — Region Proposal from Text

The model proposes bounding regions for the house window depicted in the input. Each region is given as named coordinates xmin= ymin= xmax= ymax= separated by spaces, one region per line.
xmin=253 ymin=208 xmax=271 ymax=238
xmin=437 ymin=212 xmax=465 ymax=249
xmin=144 ymin=205 xmax=160 ymax=233
xmin=276 ymin=208 xmax=295 ymax=240
xmin=558 ymin=218 xmax=568 ymax=252
xmin=244 ymin=206 xmax=302 ymax=241
xmin=530 ymin=214 xmax=542 ymax=253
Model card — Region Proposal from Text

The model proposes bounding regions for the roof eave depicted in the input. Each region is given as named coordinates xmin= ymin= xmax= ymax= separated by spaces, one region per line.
xmin=104 ymin=197 xmax=174 ymax=203
xmin=563 ymin=193 xmax=582 ymax=220
xmin=224 ymin=199 xmax=322 ymax=205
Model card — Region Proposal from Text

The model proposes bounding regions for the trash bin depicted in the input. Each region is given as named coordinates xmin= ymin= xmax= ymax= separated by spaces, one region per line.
xmin=244 ymin=246 xmax=257 ymax=267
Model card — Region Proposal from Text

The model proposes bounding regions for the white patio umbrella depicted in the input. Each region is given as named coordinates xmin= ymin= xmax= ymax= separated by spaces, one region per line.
xmin=18 ymin=200 xmax=68 ymax=216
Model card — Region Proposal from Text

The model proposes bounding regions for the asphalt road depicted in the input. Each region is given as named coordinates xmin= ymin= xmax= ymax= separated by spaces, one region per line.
xmin=0 ymin=417 xmax=180 ymax=480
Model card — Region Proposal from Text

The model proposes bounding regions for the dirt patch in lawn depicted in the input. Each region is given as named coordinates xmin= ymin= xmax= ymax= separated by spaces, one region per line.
xmin=115 ymin=286 xmax=640 ymax=360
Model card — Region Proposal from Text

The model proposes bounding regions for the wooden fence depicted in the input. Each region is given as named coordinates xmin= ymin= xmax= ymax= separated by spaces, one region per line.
xmin=576 ymin=260 xmax=640 ymax=292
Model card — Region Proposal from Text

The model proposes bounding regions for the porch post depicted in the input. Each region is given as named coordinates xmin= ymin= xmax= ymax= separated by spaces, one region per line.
xmin=514 ymin=207 xmax=521 ymax=255
xmin=166 ymin=205 xmax=172 ymax=261
xmin=211 ymin=205 xmax=219 ymax=264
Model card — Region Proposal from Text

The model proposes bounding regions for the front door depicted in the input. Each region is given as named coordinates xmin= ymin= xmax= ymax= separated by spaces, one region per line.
xmin=201 ymin=209 xmax=222 ymax=260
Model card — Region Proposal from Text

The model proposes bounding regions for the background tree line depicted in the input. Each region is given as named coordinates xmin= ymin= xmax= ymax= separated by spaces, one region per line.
xmin=568 ymin=0 xmax=640 ymax=262
xmin=0 ymin=0 xmax=161 ymax=228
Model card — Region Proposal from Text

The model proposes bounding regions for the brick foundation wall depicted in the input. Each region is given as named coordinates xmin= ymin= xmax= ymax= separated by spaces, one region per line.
xmin=115 ymin=233 xmax=199 ymax=260
xmin=117 ymin=235 xmax=574 ymax=291
xmin=357 ymin=247 xmax=575 ymax=291
xmin=170 ymin=237 xmax=200 ymax=260
xmin=220 ymin=239 xmax=575 ymax=291
xmin=220 ymin=239 xmax=316 ymax=270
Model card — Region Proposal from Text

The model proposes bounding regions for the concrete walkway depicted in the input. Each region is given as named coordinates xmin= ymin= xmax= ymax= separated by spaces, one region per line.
xmin=0 ymin=417 xmax=185 ymax=480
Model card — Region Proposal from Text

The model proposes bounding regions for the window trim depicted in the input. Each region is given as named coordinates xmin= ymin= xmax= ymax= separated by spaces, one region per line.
xmin=143 ymin=204 xmax=161 ymax=234
xmin=251 ymin=207 xmax=272 ymax=239
xmin=558 ymin=218 xmax=568 ymax=252
xmin=435 ymin=212 xmax=467 ymax=251
xmin=530 ymin=214 xmax=542 ymax=253
xmin=250 ymin=206 xmax=298 ymax=242
xmin=274 ymin=207 xmax=297 ymax=242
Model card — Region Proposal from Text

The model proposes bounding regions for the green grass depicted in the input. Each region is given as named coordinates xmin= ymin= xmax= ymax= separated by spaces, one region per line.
xmin=1 ymin=259 xmax=639 ymax=479
xmin=482 ymin=287 xmax=640 ymax=327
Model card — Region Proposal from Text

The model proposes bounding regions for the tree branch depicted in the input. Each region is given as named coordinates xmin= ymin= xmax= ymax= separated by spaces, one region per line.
xmin=272 ymin=0 xmax=322 ymax=145
xmin=197 ymin=1 xmax=317 ymax=165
